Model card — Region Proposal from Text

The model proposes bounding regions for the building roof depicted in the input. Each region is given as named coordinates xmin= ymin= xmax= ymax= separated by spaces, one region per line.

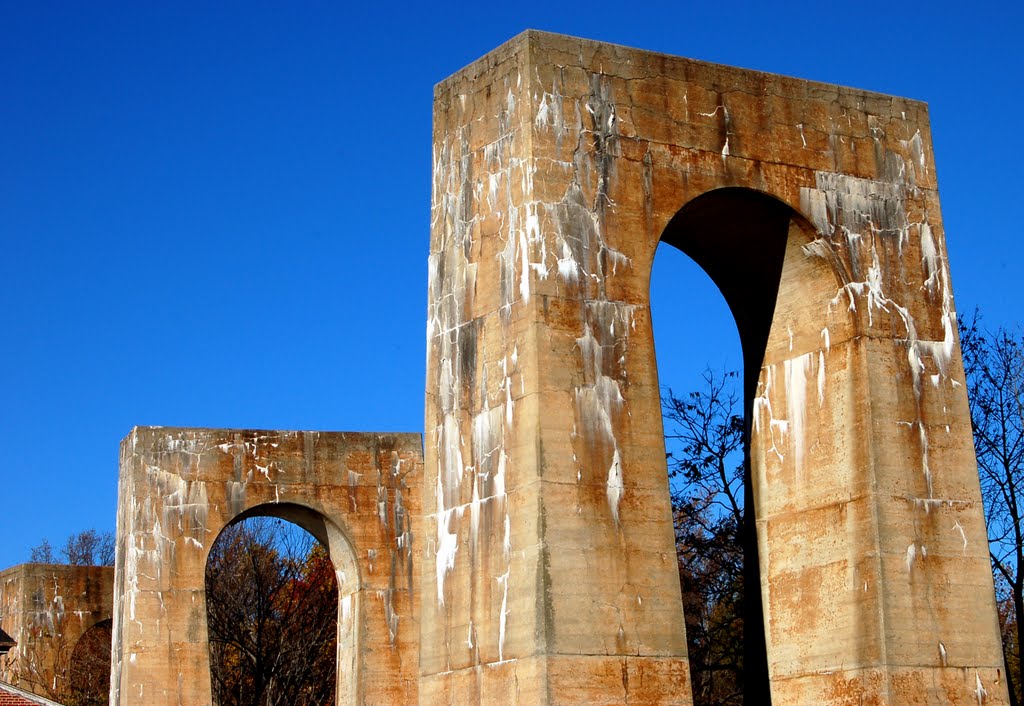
xmin=0 ymin=681 xmax=66 ymax=706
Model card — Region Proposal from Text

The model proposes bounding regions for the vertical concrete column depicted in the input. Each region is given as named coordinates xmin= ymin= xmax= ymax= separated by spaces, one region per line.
xmin=424 ymin=32 xmax=691 ymax=704
xmin=111 ymin=430 xmax=215 ymax=706
xmin=750 ymin=173 xmax=1008 ymax=704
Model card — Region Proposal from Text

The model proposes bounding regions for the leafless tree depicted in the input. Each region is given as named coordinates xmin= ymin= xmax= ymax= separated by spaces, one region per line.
xmin=61 ymin=530 xmax=115 ymax=567
xmin=663 ymin=369 xmax=745 ymax=706
xmin=29 ymin=539 xmax=56 ymax=563
xmin=67 ymin=619 xmax=112 ymax=706
xmin=961 ymin=312 xmax=1024 ymax=706
xmin=205 ymin=517 xmax=338 ymax=706
xmin=29 ymin=530 xmax=114 ymax=567
xmin=9 ymin=591 xmax=75 ymax=703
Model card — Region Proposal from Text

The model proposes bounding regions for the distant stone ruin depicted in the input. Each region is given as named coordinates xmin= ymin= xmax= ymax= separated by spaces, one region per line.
xmin=0 ymin=563 xmax=114 ymax=701
xmin=110 ymin=429 xmax=420 ymax=704
xmin=109 ymin=31 xmax=1008 ymax=705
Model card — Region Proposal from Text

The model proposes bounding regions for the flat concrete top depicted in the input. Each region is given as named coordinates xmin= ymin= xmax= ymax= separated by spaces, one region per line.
xmin=437 ymin=29 xmax=924 ymax=107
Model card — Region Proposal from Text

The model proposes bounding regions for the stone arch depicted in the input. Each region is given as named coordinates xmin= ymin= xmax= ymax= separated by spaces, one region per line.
xmin=69 ymin=618 xmax=112 ymax=705
xmin=654 ymin=185 xmax=860 ymax=694
xmin=111 ymin=429 xmax=421 ymax=706
xmin=657 ymin=186 xmax=846 ymax=396
xmin=425 ymin=29 xmax=1007 ymax=705
xmin=207 ymin=502 xmax=360 ymax=704
xmin=0 ymin=564 xmax=114 ymax=702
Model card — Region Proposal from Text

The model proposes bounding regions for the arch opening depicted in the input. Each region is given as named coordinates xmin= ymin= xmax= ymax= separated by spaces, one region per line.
xmin=660 ymin=187 xmax=792 ymax=403
xmin=652 ymin=240 xmax=746 ymax=705
xmin=652 ymin=186 xmax=842 ymax=704
xmin=204 ymin=505 xmax=357 ymax=706
xmin=68 ymin=618 xmax=112 ymax=706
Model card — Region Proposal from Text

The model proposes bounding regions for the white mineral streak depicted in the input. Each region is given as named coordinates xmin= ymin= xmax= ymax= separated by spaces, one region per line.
xmin=376 ymin=484 xmax=388 ymax=529
xmin=698 ymin=105 xmax=726 ymax=118
xmin=753 ymin=366 xmax=788 ymax=464
xmin=431 ymin=67 xmax=642 ymax=657
xmin=503 ymin=511 xmax=512 ymax=560
xmin=379 ymin=588 xmax=399 ymax=644
xmin=152 ymin=464 xmax=209 ymax=537
xmin=469 ymin=461 xmax=481 ymax=551
xmin=799 ymin=167 xmax=958 ymax=503
xmin=953 ymin=519 xmax=969 ymax=553
xmin=121 ymin=451 xmax=213 ymax=637
xmin=754 ymin=348 xmax=823 ymax=488
xmin=497 ymin=570 xmax=510 ymax=661
xmin=575 ymin=305 xmax=634 ymax=524
xmin=255 ymin=462 xmax=271 ymax=481
xmin=900 ymin=129 xmax=927 ymax=178
xmin=526 ymin=70 xmax=631 ymax=294
xmin=920 ymin=223 xmax=940 ymax=295
xmin=975 ymin=671 xmax=988 ymax=704
xmin=430 ymin=78 xmax=518 ymax=645
xmin=606 ymin=449 xmax=624 ymax=524
xmin=817 ymin=352 xmax=827 ymax=406
xmin=797 ymin=152 xmax=984 ymax=590
xmin=533 ymin=76 xmax=635 ymax=538
xmin=784 ymin=354 xmax=812 ymax=481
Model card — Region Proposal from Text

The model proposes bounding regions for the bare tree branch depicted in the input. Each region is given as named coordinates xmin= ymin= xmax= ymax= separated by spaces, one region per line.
xmin=961 ymin=311 xmax=1024 ymax=706
xmin=205 ymin=517 xmax=338 ymax=706
xmin=664 ymin=368 xmax=745 ymax=706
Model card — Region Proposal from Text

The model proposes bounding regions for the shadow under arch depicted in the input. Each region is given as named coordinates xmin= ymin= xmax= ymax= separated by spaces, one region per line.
xmin=663 ymin=187 xmax=802 ymax=401
xmin=208 ymin=501 xmax=361 ymax=706
xmin=656 ymin=186 xmax=850 ymax=704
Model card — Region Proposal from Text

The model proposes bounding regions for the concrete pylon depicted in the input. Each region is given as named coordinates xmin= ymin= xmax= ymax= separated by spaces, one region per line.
xmin=422 ymin=30 xmax=1007 ymax=704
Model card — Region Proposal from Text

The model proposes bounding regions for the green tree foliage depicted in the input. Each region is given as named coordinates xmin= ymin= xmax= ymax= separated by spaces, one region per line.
xmin=205 ymin=517 xmax=338 ymax=706
xmin=960 ymin=313 xmax=1024 ymax=706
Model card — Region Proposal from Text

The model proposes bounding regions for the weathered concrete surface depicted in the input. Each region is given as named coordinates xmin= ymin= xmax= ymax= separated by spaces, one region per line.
xmin=111 ymin=428 xmax=421 ymax=706
xmin=0 ymin=563 xmax=113 ymax=699
xmin=424 ymin=30 xmax=1007 ymax=704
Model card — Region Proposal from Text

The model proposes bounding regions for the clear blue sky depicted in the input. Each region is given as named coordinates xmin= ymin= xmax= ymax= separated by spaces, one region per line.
xmin=1 ymin=2 xmax=1020 ymax=569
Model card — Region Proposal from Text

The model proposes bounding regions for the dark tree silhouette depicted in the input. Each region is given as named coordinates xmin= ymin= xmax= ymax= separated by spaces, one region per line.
xmin=29 ymin=530 xmax=114 ymax=567
xmin=663 ymin=369 xmax=745 ymax=705
xmin=665 ymin=315 xmax=1024 ymax=706
xmin=960 ymin=312 xmax=1024 ymax=706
